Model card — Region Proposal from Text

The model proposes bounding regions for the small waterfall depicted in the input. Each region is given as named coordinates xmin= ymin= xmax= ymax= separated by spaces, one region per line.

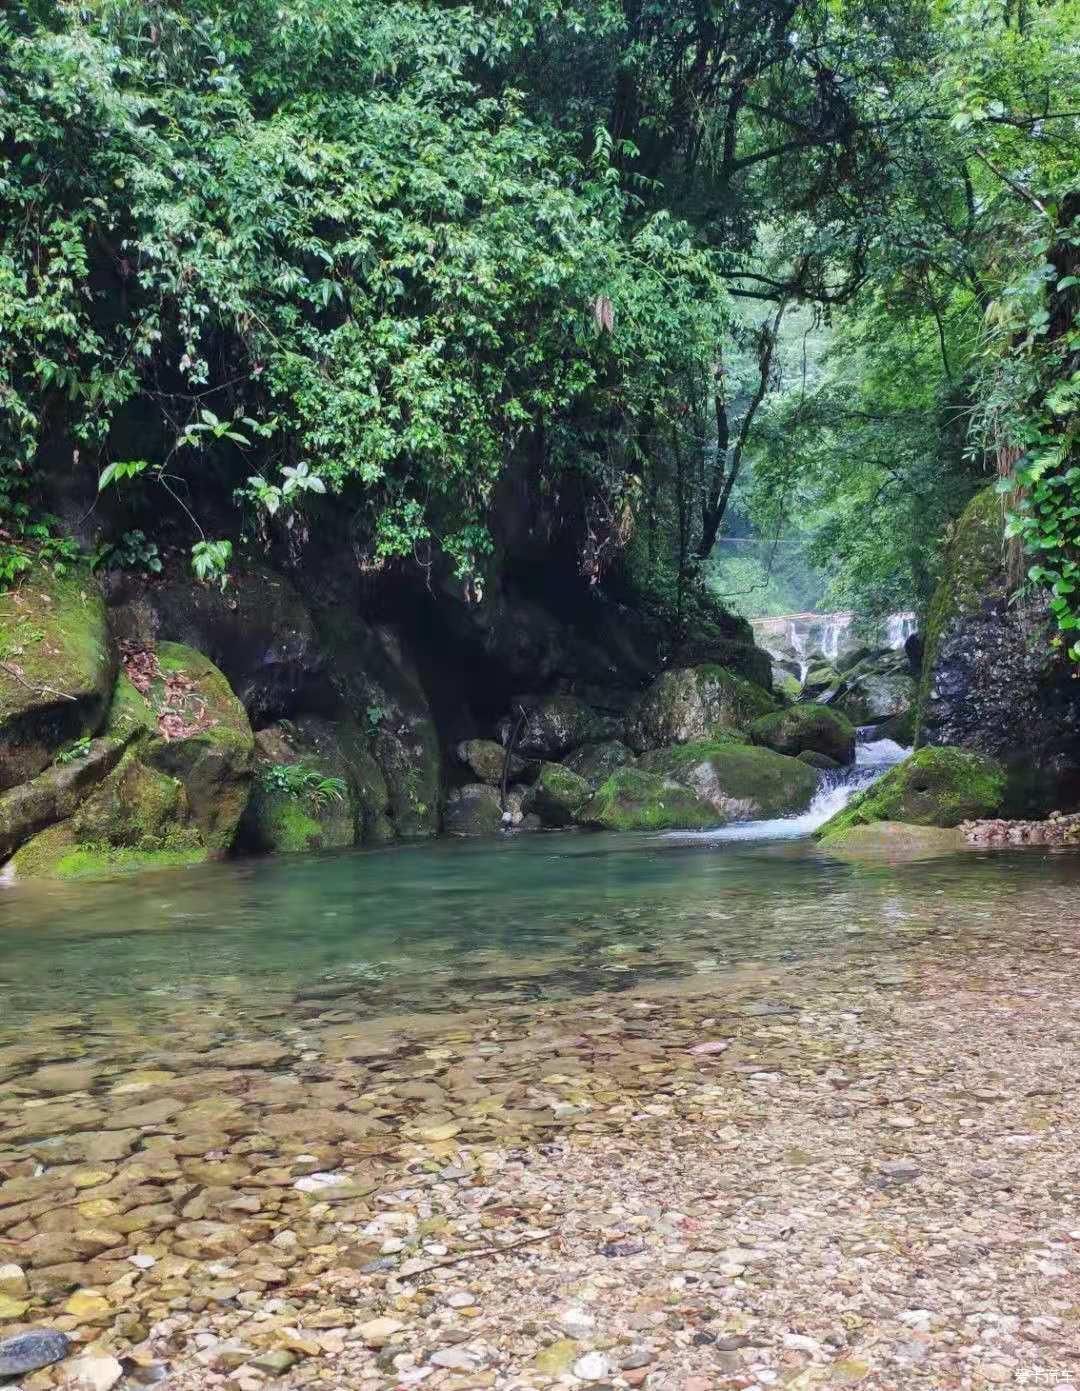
xmin=667 ymin=737 xmax=909 ymax=844
xmin=885 ymin=611 xmax=917 ymax=649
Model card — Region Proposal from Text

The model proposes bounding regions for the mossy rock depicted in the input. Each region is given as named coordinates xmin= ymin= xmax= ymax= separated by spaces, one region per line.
xmin=456 ymin=738 xmax=526 ymax=787
xmin=8 ymin=820 xmax=205 ymax=881
xmin=834 ymin=668 xmax=916 ymax=727
xmin=443 ymin=783 xmax=504 ymax=836
xmin=240 ymin=718 xmax=357 ymax=855
xmin=0 ymin=735 xmax=131 ymax=861
xmin=503 ymin=695 xmax=608 ymax=759
xmin=801 ymin=664 xmax=840 ymax=699
xmin=749 ymin=704 xmax=855 ymax=765
xmin=562 ymin=739 xmax=635 ymax=790
xmin=817 ymin=746 xmax=1006 ymax=838
xmin=523 ymin=762 xmax=591 ymax=827
xmin=817 ymin=821 xmax=965 ymax=862
xmin=0 ymin=568 xmax=116 ymax=790
xmin=625 ymin=666 xmax=776 ymax=753
xmin=579 ymin=767 xmax=718 ymax=832
xmin=637 ymin=742 xmax=820 ymax=821
xmin=72 ymin=750 xmax=195 ymax=850
xmin=797 ymin=749 xmax=841 ymax=771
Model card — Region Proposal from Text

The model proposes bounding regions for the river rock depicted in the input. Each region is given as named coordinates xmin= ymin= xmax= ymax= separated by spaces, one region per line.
xmin=456 ymin=739 xmax=526 ymax=786
xmin=637 ymin=742 xmax=819 ymax=820
xmin=817 ymin=747 xmax=1005 ymax=838
xmin=523 ymin=762 xmax=591 ymax=826
xmin=501 ymin=695 xmax=607 ymax=759
xmin=625 ymin=666 xmax=775 ymax=752
xmin=562 ymin=739 xmax=635 ymax=789
xmin=0 ymin=1328 xmax=71 ymax=1377
xmin=818 ymin=821 xmax=965 ymax=861
xmin=444 ymin=783 xmax=504 ymax=836
xmin=64 ymin=1354 xmax=124 ymax=1391
xmin=579 ymin=767 xmax=717 ymax=831
xmin=749 ymin=703 xmax=855 ymax=765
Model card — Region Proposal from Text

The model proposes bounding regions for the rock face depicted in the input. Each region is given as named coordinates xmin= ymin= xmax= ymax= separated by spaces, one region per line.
xmin=749 ymin=704 xmax=855 ymax=766
xmin=625 ymin=666 xmax=776 ymax=753
xmin=817 ymin=747 xmax=1006 ymax=839
xmin=456 ymin=738 xmax=525 ymax=787
xmin=580 ymin=767 xmax=718 ymax=831
xmin=638 ymin=742 xmax=820 ymax=821
xmin=0 ymin=568 xmax=116 ymax=789
xmin=918 ymin=486 xmax=1080 ymax=813
xmin=833 ymin=653 xmax=916 ymax=728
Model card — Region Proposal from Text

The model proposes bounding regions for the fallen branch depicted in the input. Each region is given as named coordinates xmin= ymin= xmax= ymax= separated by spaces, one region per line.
xmin=0 ymin=661 xmax=77 ymax=702
xmin=404 ymin=1228 xmax=558 ymax=1277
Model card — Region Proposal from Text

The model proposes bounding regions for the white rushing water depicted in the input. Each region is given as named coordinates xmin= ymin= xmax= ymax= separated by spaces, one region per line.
xmin=669 ymin=737 xmax=910 ymax=845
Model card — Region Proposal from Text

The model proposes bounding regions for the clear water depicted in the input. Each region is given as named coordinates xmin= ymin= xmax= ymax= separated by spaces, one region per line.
xmin=2 ymin=819 xmax=1078 ymax=1041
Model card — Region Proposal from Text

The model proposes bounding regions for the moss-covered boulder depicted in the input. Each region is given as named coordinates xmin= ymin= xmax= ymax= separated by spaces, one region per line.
xmin=456 ymin=738 xmax=527 ymax=787
xmin=637 ymin=742 xmax=819 ymax=821
xmin=10 ymin=645 xmax=254 ymax=878
xmin=749 ymin=704 xmax=855 ymax=765
xmin=817 ymin=821 xmax=965 ymax=862
xmin=501 ymin=695 xmax=608 ymax=759
xmin=801 ymin=664 xmax=840 ymax=700
xmin=797 ymin=749 xmax=841 ymax=771
xmin=523 ymin=762 xmax=591 ymax=827
xmin=8 ymin=820 xmax=206 ymax=880
xmin=0 ymin=734 xmax=131 ymax=860
xmin=444 ymin=783 xmax=504 ymax=836
xmin=0 ymin=568 xmax=116 ymax=790
xmin=625 ymin=666 xmax=776 ymax=753
xmin=240 ymin=717 xmax=367 ymax=854
xmin=817 ymin=747 xmax=1006 ymax=839
xmin=834 ymin=664 xmax=915 ymax=727
xmin=579 ymin=767 xmax=718 ymax=831
xmin=562 ymin=739 xmax=635 ymax=790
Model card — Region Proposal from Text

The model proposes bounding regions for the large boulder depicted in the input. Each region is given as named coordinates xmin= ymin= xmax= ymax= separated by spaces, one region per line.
xmin=240 ymin=716 xmax=389 ymax=854
xmin=579 ymin=767 xmax=718 ymax=832
xmin=0 ymin=734 xmax=131 ymax=861
xmin=500 ymin=695 xmax=608 ymax=760
xmin=833 ymin=657 xmax=916 ymax=727
xmin=637 ymin=742 xmax=820 ymax=821
xmin=0 ymin=568 xmax=116 ymax=790
xmin=455 ymin=738 xmax=527 ymax=787
xmin=918 ymin=486 xmax=1080 ymax=813
xmin=817 ymin=747 xmax=1006 ymax=839
xmin=562 ymin=739 xmax=635 ymax=790
xmin=443 ymin=783 xmax=504 ymax=836
xmin=749 ymin=704 xmax=855 ymax=765
xmin=523 ymin=762 xmax=591 ymax=827
xmin=625 ymin=666 xmax=776 ymax=753
xmin=8 ymin=643 xmax=255 ymax=877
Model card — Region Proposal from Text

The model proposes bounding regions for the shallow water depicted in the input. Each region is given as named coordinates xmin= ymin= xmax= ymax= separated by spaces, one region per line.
xmin=2 ymin=827 xmax=1078 ymax=1039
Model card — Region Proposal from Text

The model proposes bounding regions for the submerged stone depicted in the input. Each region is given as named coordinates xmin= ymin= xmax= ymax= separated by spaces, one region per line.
xmin=0 ymin=1328 xmax=71 ymax=1377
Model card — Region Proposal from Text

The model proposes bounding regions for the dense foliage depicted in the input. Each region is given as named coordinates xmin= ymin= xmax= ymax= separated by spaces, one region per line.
xmin=0 ymin=0 xmax=1076 ymax=643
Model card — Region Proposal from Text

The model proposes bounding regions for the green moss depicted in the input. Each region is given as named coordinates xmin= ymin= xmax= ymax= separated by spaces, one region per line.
xmin=637 ymin=741 xmax=819 ymax=820
xmin=749 ymin=703 xmax=856 ymax=765
xmin=626 ymin=665 xmax=776 ymax=752
xmin=917 ymin=487 xmax=1004 ymax=741
xmin=817 ymin=746 xmax=1006 ymax=837
xmin=0 ymin=566 xmax=116 ymax=788
xmin=524 ymin=761 xmax=591 ymax=826
xmin=580 ymin=766 xmax=718 ymax=831
xmin=9 ymin=820 xmax=205 ymax=879
xmin=267 ymin=797 xmax=325 ymax=853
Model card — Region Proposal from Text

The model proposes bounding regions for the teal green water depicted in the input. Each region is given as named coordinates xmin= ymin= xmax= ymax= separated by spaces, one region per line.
xmin=2 ymin=832 xmax=1077 ymax=1035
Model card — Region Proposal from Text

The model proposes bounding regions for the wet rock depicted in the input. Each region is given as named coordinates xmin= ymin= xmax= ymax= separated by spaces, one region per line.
xmin=579 ymin=768 xmax=717 ymax=832
xmin=749 ymin=703 xmax=856 ymax=765
xmin=818 ymin=747 xmax=1005 ymax=837
xmin=64 ymin=1353 xmax=124 ymax=1391
xmin=501 ymin=695 xmax=608 ymax=759
xmin=443 ymin=784 xmax=504 ymax=837
xmin=456 ymin=739 xmax=526 ymax=787
xmin=522 ymin=762 xmax=591 ymax=827
xmin=562 ymin=739 xmax=635 ymax=790
xmin=637 ymin=742 xmax=819 ymax=821
xmin=625 ymin=666 xmax=776 ymax=752
xmin=0 ymin=1328 xmax=71 ymax=1377
xmin=573 ymin=1351 xmax=612 ymax=1381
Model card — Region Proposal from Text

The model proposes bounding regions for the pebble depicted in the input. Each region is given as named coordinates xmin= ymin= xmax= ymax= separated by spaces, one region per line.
xmin=573 ymin=1351 xmax=611 ymax=1381
xmin=65 ymin=1354 xmax=124 ymax=1391
xmin=0 ymin=1329 xmax=72 ymax=1378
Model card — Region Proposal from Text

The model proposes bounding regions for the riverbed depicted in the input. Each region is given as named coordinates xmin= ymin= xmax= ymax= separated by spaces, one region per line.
xmin=2 ymin=832 xmax=1079 ymax=1389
